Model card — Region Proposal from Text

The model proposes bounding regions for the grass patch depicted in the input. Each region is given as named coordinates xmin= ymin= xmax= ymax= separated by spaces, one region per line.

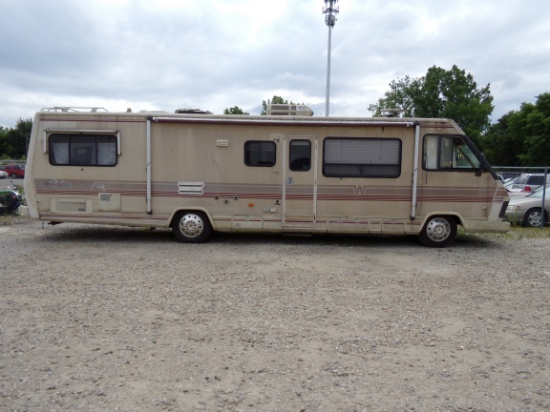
xmin=473 ymin=226 xmax=550 ymax=242
xmin=0 ymin=214 xmax=25 ymax=225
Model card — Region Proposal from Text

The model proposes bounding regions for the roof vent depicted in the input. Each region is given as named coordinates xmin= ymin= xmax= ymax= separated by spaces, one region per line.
xmin=266 ymin=104 xmax=314 ymax=116
xmin=175 ymin=108 xmax=213 ymax=114
xmin=381 ymin=109 xmax=405 ymax=118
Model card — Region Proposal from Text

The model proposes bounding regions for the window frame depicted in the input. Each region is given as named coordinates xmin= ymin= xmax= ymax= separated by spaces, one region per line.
xmin=48 ymin=133 xmax=118 ymax=167
xmin=289 ymin=139 xmax=311 ymax=172
xmin=422 ymin=134 xmax=482 ymax=172
xmin=244 ymin=140 xmax=276 ymax=167
xmin=322 ymin=137 xmax=402 ymax=178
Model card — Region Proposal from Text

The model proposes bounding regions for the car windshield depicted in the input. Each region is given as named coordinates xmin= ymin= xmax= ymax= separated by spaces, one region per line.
xmin=528 ymin=186 xmax=550 ymax=198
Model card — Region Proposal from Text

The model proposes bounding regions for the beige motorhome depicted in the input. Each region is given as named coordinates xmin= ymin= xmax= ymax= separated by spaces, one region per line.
xmin=21 ymin=106 xmax=510 ymax=247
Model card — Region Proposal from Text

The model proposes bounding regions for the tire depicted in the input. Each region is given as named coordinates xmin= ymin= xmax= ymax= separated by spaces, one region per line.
xmin=522 ymin=208 xmax=547 ymax=228
xmin=171 ymin=211 xmax=212 ymax=243
xmin=419 ymin=216 xmax=457 ymax=248
xmin=10 ymin=173 xmax=17 ymax=178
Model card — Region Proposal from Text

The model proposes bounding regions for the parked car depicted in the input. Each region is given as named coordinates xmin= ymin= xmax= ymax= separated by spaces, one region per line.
xmin=507 ymin=173 xmax=550 ymax=195
xmin=0 ymin=164 xmax=25 ymax=179
xmin=0 ymin=181 xmax=23 ymax=215
xmin=497 ymin=172 xmax=521 ymax=181
xmin=505 ymin=185 xmax=550 ymax=227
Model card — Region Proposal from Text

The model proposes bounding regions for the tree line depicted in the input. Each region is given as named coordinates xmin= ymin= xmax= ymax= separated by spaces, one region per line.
xmin=368 ymin=65 xmax=550 ymax=167
xmin=0 ymin=118 xmax=32 ymax=160
xmin=2 ymin=68 xmax=548 ymax=166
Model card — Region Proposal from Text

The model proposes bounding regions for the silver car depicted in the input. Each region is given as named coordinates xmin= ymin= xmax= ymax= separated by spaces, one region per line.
xmin=508 ymin=173 xmax=550 ymax=195
xmin=506 ymin=185 xmax=550 ymax=227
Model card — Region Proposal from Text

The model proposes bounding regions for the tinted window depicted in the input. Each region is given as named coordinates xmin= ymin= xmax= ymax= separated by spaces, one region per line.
xmin=49 ymin=134 xmax=117 ymax=166
xmin=528 ymin=176 xmax=545 ymax=185
xmin=244 ymin=141 xmax=276 ymax=167
xmin=289 ymin=140 xmax=311 ymax=171
xmin=323 ymin=138 xmax=401 ymax=178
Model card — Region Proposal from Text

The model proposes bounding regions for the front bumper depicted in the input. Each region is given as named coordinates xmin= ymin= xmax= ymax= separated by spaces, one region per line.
xmin=462 ymin=219 xmax=510 ymax=233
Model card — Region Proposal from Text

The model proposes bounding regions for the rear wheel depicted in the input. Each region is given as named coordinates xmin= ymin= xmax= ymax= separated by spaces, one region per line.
xmin=523 ymin=208 xmax=547 ymax=228
xmin=171 ymin=211 xmax=212 ymax=243
xmin=419 ymin=216 xmax=457 ymax=248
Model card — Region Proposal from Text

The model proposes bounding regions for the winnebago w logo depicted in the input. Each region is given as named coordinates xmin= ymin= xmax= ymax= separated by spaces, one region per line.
xmin=351 ymin=185 xmax=370 ymax=195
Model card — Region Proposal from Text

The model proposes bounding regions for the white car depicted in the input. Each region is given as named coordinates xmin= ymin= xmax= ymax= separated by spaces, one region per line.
xmin=0 ymin=170 xmax=8 ymax=179
xmin=508 ymin=173 xmax=550 ymax=195
xmin=506 ymin=185 xmax=550 ymax=227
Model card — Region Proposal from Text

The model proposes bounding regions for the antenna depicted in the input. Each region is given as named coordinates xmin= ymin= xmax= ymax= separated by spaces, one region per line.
xmin=323 ymin=0 xmax=339 ymax=116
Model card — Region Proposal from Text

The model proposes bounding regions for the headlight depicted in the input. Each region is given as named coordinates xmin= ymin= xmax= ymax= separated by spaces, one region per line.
xmin=506 ymin=205 xmax=521 ymax=211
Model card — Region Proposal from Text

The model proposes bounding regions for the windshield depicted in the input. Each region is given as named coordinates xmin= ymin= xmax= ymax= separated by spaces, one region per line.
xmin=528 ymin=186 xmax=550 ymax=198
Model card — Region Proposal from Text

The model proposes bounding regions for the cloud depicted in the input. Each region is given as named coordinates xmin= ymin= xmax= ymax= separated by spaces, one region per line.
xmin=1 ymin=0 xmax=550 ymax=127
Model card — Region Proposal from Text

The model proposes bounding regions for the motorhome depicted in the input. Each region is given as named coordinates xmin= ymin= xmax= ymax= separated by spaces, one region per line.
xmin=21 ymin=106 xmax=510 ymax=247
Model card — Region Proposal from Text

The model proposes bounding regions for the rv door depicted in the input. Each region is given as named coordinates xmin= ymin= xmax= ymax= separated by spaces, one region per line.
xmin=282 ymin=136 xmax=318 ymax=228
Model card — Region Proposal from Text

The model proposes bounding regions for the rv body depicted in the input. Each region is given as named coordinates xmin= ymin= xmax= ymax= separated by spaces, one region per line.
xmin=22 ymin=108 xmax=509 ymax=247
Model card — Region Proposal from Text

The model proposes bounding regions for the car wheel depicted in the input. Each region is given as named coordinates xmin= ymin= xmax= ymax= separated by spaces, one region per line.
xmin=10 ymin=173 xmax=17 ymax=178
xmin=523 ymin=208 xmax=547 ymax=228
xmin=419 ymin=216 xmax=457 ymax=248
xmin=171 ymin=211 xmax=212 ymax=243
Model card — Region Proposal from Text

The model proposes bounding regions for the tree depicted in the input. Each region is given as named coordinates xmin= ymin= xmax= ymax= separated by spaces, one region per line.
xmin=369 ymin=65 xmax=494 ymax=145
xmin=480 ymin=93 xmax=550 ymax=166
xmin=479 ymin=112 xmax=522 ymax=166
xmin=0 ymin=127 xmax=7 ymax=158
xmin=0 ymin=118 xmax=32 ymax=159
xmin=223 ymin=106 xmax=249 ymax=115
xmin=517 ymin=93 xmax=550 ymax=166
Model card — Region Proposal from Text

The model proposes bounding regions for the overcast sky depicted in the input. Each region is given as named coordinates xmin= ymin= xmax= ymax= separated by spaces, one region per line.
xmin=1 ymin=0 xmax=549 ymax=128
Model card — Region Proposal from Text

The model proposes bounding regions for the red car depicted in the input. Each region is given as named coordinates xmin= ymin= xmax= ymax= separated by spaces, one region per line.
xmin=0 ymin=164 xmax=25 ymax=178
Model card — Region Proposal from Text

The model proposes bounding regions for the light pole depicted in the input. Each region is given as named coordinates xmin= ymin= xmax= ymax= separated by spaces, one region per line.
xmin=323 ymin=0 xmax=339 ymax=117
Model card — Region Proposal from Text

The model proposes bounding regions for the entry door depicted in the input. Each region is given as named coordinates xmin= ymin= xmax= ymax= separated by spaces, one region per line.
xmin=282 ymin=136 xmax=318 ymax=227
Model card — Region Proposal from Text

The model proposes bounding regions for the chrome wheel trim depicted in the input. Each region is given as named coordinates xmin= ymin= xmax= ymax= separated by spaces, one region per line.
xmin=425 ymin=217 xmax=451 ymax=242
xmin=178 ymin=213 xmax=205 ymax=238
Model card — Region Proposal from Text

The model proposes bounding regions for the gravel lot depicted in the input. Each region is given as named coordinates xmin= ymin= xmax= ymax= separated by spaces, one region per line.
xmin=0 ymin=217 xmax=549 ymax=411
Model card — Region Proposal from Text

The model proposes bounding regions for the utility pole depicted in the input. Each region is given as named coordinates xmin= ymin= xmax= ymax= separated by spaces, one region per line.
xmin=323 ymin=0 xmax=339 ymax=117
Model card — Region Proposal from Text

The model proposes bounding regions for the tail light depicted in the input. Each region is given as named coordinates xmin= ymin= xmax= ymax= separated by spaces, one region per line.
xmin=523 ymin=186 xmax=532 ymax=192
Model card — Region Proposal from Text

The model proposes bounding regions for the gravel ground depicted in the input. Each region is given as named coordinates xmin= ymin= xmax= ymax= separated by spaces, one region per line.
xmin=0 ymin=218 xmax=549 ymax=411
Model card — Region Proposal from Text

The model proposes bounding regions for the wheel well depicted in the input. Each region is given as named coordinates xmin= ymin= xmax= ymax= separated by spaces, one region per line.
xmin=421 ymin=214 xmax=461 ymax=229
xmin=170 ymin=209 xmax=214 ymax=227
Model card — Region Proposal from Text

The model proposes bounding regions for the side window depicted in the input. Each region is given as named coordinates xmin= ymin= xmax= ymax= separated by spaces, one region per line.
xmin=323 ymin=138 xmax=401 ymax=178
xmin=423 ymin=135 xmax=481 ymax=170
xmin=244 ymin=141 xmax=276 ymax=167
xmin=49 ymin=134 xmax=117 ymax=166
xmin=289 ymin=140 xmax=311 ymax=171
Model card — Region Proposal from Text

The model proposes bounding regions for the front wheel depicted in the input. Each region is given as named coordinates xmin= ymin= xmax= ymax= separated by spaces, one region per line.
xmin=419 ymin=216 xmax=457 ymax=248
xmin=171 ymin=211 xmax=212 ymax=243
xmin=523 ymin=208 xmax=547 ymax=228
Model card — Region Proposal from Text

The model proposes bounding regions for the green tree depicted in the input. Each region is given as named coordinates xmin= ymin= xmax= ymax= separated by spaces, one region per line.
xmin=517 ymin=93 xmax=550 ymax=166
xmin=0 ymin=118 xmax=32 ymax=159
xmin=369 ymin=65 xmax=494 ymax=145
xmin=480 ymin=93 xmax=550 ymax=166
xmin=0 ymin=127 xmax=7 ymax=158
xmin=479 ymin=112 xmax=522 ymax=166
xmin=223 ymin=106 xmax=249 ymax=115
